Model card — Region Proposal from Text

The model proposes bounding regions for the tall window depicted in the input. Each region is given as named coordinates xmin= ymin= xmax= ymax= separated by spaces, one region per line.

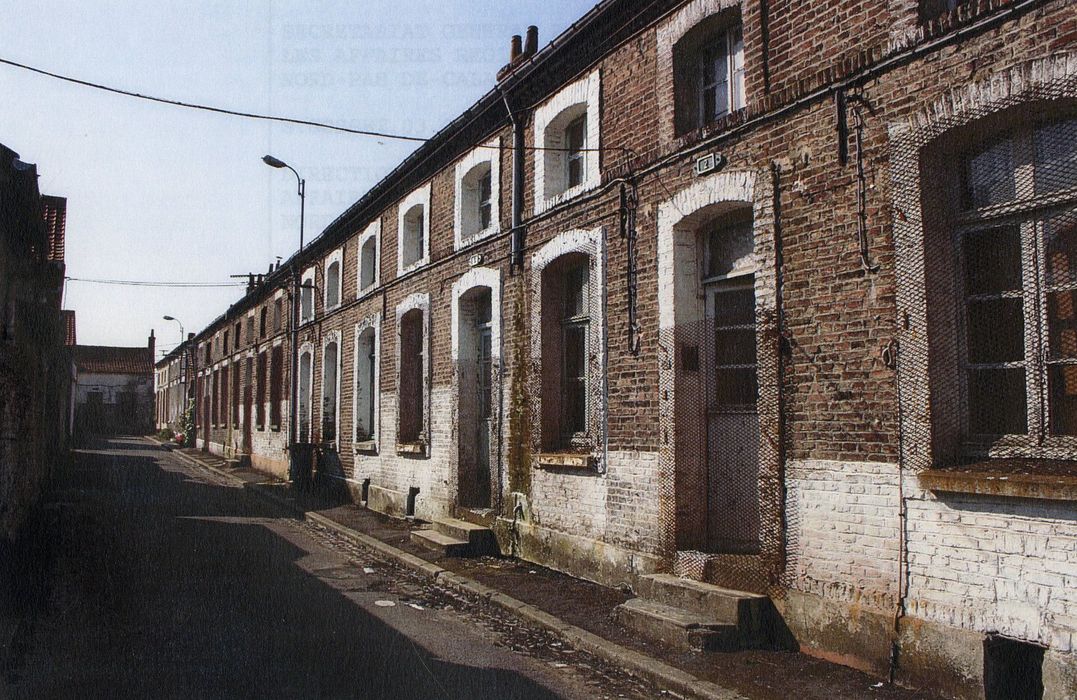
xmin=211 ymin=369 xmax=219 ymax=426
xmin=219 ymin=365 xmax=228 ymax=428
xmin=269 ymin=345 xmax=283 ymax=430
xmin=674 ymin=15 xmax=745 ymax=135
xmin=259 ymin=307 xmax=268 ymax=338
xmin=461 ymin=163 xmax=494 ymax=239
xmin=541 ymin=253 xmax=591 ymax=450
xmin=950 ymin=118 xmax=1077 ymax=442
xmin=274 ymin=299 xmax=283 ymax=331
xmin=399 ymin=309 xmax=425 ymax=445
xmin=298 ymin=350 xmax=312 ymax=442
xmin=565 ymin=115 xmax=587 ymax=190
xmin=322 ymin=340 xmax=339 ymax=443
xmin=360 ymin=236 xmax=377 ymax=291
xmin=326 ymin=260 xmax=341 ymax=309
xmin=300 ymin=273 xmax=314 ymax=323
xmin=920 ymin=0 xmax=967 ymax=22
xmin=256 ymin=351 xmax=267 ymax=430
xmin=356 ymin=327 xmax=377 ymax=442
xmin=234 ymin=322 xmax=241 ymax=350
xmin=232 ymin=362 xmax=241 ymax=425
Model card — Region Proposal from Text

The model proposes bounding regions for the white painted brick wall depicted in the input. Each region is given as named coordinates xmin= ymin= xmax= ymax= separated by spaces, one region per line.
xmin=784 ymin=459 xmax=901 ymax=609
xmin=904 ymin=490 xmax=1077 ymax=653
xmin=529 ymin=450 xmax=663 ymax=556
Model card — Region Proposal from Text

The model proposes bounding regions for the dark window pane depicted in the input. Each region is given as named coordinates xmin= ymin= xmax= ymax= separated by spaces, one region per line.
xmin=1048 ymin=291 xmax=1077 ymax=361
xmin=1049 ymin=364 xmax=1077 ymax=435
xmin=714 ymin=328 xmax=756 ymax=366
xmin=1035 ymin=119 xmax=1077 ymax=195
xmin=1044 ymin=211 xmax=1077 ymax=288
xmin=567 ymin=157 xmax=582 ymax=188
xmin=713 ymin=286 xmax=755 ymax=326
xmin=715 ymin=367 xmax=757 ymax=406
xmin=563 ymin=324 xmax=587 ymax=379
xmin=966 ymin=138 xmax=1015 ymax=209
xmin=964 ymin=227 xmax=1021 ymax=295
xmin=968 ymin=367 xmax=1027 ymax=434
xmin=706 ymin=219 xmax=754 ymax=279
xmin=966 ymin=298 xmax=1024 ymax=364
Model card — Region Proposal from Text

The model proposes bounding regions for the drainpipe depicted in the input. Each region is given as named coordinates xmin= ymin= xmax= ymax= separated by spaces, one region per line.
xmin=500 ymin=87 xmax=525 ymax=273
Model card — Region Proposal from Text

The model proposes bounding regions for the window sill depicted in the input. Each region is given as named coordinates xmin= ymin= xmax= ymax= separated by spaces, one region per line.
xmin=397 ymin=441 xmax=426 ymax=456
xmin=398 ymin=257 xmax=430 ymax=277
xmin=536 ymin=452 xmax=594 ymax=470
xmin=919 ymin=459 xmax=1077 ymax=501
xmin=354 ymin=440 xmax=377 ymax=454
xmin=537 ymin=181 xmax=598 ymax=215
xmin=457 ymin=226 xmax=500 ymax=251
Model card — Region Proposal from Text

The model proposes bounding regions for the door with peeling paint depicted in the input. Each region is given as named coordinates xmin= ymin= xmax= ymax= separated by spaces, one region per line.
xmin=702 ymin=213 xmax=761 ymax=553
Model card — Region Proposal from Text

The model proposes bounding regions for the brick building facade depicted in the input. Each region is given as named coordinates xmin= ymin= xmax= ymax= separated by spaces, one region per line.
xmin=185 ymin=1 xmax=1077 ymax=696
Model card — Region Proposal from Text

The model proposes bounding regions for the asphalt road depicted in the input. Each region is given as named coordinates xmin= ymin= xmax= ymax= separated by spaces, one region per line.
xmin=4 ymin=437 xmax=647 ymax=700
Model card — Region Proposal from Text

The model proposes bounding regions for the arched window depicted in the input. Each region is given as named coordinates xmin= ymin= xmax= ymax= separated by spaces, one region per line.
xmin=401 ymin=204 xmax=425 ymax=269
xmin=359 ymin=236 xmax=377 ymax=292
xmin=298 ymin=349 xmax=313 ymax=442
xmin=541 ymin=252 xmax=591 ymax=450
xmin=398 ymin=308 xmax=425 ymax=446
xmin=673 ymin=11 xmax=745 ymax=135
xmin=461 ymin=162 xmax=493 ymax=238
xmin=543 ymin=104 xmax=588 ymax=199
xmin=325 ymin=260 xmax=341 ymax=310
xmin=355 ymin=326 xmax=377 ymax=443
xmin=322 ymin=339 xmax=339 ymax=442
xmin=300 ymin=268 xmax=315 ymax=323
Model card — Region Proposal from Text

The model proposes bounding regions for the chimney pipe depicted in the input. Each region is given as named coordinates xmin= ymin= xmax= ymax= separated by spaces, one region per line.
xmin=510 ymin=35 xmax=522 ymax=62
xmin=524 ymin=26 xmax=538 ymax=56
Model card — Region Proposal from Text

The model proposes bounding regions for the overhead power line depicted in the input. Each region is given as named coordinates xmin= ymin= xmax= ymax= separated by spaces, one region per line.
xmin=0 ymin=55 xmax=628 ymax=155
xmin=66 ymin=277 xmax=246 ymax=288
xmin=0 ymin=56 xmax=428 ymax=144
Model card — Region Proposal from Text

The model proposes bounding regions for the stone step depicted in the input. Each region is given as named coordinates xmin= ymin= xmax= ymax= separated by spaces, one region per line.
xmin=637 ymin=574 xmax=766 ymax=629
xmin=410 ymin=529 xmax=472 ymax=557
xmin=430 ymin=517 xmax=500 ymax=555
xmin=613 ymin=598 xmax=741 ymax=652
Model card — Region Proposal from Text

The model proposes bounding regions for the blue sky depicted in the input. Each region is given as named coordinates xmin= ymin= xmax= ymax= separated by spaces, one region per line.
xmin=0 ymin=1 xmax=594 ymax=355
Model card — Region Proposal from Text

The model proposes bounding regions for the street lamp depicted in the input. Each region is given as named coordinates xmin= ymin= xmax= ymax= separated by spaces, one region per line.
xmin=264 ymin=155 xmax=306 ymax=483
xmin=162 ymin=315 xmax=194 ymax=444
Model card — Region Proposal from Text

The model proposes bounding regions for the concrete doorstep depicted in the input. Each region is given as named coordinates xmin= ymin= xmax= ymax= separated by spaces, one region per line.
xmin=153 ymin=439 xmax=744 ymax=700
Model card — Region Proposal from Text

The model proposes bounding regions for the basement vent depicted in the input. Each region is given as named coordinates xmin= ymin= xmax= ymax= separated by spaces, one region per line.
xmin=983 ymin=635 xmax=1044 ymax=700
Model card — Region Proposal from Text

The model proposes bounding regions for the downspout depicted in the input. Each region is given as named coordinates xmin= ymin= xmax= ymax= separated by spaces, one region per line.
xmin=500 ymin=87 xmax=526 ymax=273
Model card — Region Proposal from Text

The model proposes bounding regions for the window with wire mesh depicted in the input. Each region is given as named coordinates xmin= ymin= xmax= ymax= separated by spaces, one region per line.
xmin=673 ymin=10 xmax=745 ymax=136
xmin=956 ymin=117 xmax=1077 ymax=443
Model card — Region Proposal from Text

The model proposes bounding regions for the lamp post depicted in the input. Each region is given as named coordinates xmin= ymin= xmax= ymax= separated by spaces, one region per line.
xmin=263 ymin=155 xmax=305 ymax=476
xmin=162 ymin=315 xmax=192 ymax=443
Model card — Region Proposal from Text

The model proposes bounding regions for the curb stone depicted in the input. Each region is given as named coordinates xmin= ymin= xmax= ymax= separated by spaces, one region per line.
xmin=151 ymin=439 xmax=746 ymax=700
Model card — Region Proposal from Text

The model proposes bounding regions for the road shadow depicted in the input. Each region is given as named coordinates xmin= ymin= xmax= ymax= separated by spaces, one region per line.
xmin=8 ymin=438 xmax=569 ymax=700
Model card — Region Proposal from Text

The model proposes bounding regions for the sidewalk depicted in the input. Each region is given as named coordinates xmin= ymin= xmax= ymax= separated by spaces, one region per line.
xmin=158 ymin=441 xmax=940 ymax=700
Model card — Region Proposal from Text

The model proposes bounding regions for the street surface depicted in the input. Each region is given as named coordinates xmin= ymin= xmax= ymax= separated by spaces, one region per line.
xmin=3 ymin=437 xmax=653 ymax=699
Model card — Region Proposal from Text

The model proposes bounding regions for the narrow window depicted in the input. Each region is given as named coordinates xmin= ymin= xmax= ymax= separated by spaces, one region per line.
xmin=245 ymin=317 xmax=253 ymax=346
xmin=478 ymin=170 xmax=493 ymax=230
xmin=274 ymin=299 xmax=283 ymax=331
xmin=260 ymin=307 xmax=267 ymax=337
xmin=565 ymin=115 xmax=587 ymax=190
xmin=540 ymin=253 xmax=592 ymax=450
xmin=298 ymin=351 xmax=312 ymax=442
xmin=234 ymin=322 xmax=241 ymax=350
xmin=256 ymin=351 xmax=267 ymax=430
xmin=300 ymin=277 xmax=314 ymax=322
xmin=270 ymin=345 xmax=283 ymax=430
xmin=223 ymin=330 xmax=229 ymax=353
xmin=220 ymin=365 xmax=228 ymax=428
xmin=402 ymin=205 xmax=425 ymax=268
xmin=322 ymin=340 xmax=339 ymax=442
xmin=561 ymin=260 xmax=590 ymax=441
xmin=326 ymin=261 xmax=341 ymax=309
xmin=399 ymin=309 xmax=425 ymax=444
xmin=232 ymin=362 xmax=241 ymax=425
xmin=356 ymin=328 xmax=377 ymax=441
xmin=211 ymin=370 xmax=219 ymax=426
xmin=360 ymin=237 xmax=377 ymax=291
